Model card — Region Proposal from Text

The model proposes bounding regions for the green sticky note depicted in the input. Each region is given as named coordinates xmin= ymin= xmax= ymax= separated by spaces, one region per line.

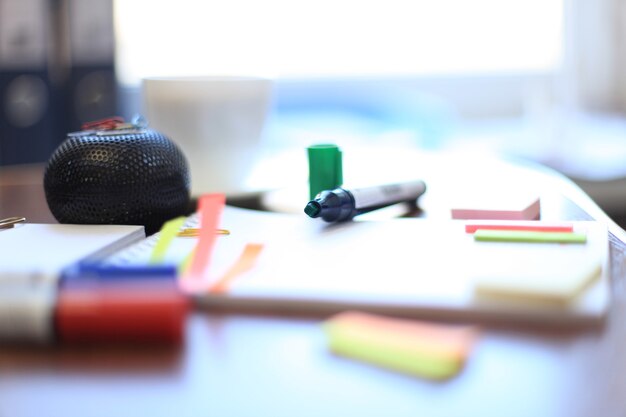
xmin=323 ymin=312 xmax=477 ymax=380
xmin=474 ymin=229 xmax=587 ymax=244
xmin=325 ymin=324 xmax=462 ymax=379
xmin=149 ymin=216 xmax=187 ymax=264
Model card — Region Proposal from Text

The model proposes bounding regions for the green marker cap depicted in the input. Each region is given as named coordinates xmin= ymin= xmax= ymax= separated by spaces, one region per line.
xmin=307 ymin=144 xmax=343 ymax=200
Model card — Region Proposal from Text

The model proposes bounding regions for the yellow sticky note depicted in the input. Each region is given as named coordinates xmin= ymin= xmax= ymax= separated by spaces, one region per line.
xmin=323 ymin=312 xmax=478 ymax=380
xmin=149 ymin=216 xmax=187 ymax=264
xmin=473 ymin=256 xmax=602 ymax=304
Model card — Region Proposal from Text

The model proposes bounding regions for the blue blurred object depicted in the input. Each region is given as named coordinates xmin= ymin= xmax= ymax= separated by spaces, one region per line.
xmin=62 ymin=263 xmax=177 ymax=283
xmin=268 ymin=79 xmax=455 ymax=150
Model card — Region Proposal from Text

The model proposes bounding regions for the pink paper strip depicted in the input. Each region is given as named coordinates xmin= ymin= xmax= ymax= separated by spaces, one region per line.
xmin=465 ymin=222 xmax=574 ymax=234
xmin=185 ymin=194 xmax=226 ymax=280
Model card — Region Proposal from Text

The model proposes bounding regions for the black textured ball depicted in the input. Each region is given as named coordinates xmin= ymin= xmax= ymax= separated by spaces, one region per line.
xmin=44 ymin=129 xmax=191 ymax=235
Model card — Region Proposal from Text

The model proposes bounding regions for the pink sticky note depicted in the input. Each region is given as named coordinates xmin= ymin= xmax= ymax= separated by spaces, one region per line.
xmin=465 ymin=221 xmax=573 ymax=234
xmin=451 ymin=195 xmax=540 ymax=220
xmin=185 ymin=194 xmax=226 ymax=281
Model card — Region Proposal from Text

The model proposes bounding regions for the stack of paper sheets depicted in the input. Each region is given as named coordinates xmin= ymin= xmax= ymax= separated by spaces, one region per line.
xmin=105 ymin=206 xmax=610 ymax=327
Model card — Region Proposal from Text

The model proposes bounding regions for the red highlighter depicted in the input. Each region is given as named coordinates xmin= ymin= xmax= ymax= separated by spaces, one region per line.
xmin=56 ymin=286 xmax=188 ymax=345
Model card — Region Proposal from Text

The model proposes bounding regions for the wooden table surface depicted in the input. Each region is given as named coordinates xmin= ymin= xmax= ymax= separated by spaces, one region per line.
xmin=2 ymin=155 xmax=626 ymax=417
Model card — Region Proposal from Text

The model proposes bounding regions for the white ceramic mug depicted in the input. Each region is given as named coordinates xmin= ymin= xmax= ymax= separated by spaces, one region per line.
xmin=142 ymin=76 xmax=273 ymax=196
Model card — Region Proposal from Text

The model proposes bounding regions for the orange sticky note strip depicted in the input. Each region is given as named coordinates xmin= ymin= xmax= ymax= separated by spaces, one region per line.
xmin=209 ymin=243 xmax=264 ymax=294
xmin=324 ymin=312 xmax=479 ymax=379
xmin=185 ymin=194 xmax=226 ymax=280
xmin=182 ymin=243 xmax=264 ymax=294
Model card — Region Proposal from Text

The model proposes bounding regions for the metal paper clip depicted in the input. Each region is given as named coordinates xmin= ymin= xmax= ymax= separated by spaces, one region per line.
xmin=177 ymin=228 xmax=230 ymax=237
xmin=0 ymin=216 xmax=26 ymax=229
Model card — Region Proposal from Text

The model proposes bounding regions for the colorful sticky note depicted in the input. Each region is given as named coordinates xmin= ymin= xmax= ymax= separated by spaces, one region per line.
xmin=149 ymin=216 xmax=187 ymax=264
xmin=180 ymin=243 xmax=264 ymax=294
xmin=185 ymin=194 xmax=226 ymax=280
xmin=465 ymin=222 xmax=574 ymax=234
xmin=474 ymin=229 xmax=587 ymax=244
xmin=451 ymin=195 xmax=540 ymax=220
xmin=209 ymin=243 xmax=264 ymax=294
xmin=473 ymin=256 xmax=602 ymax=304
xmin=323 ymin=312 xmax=478 ymax=380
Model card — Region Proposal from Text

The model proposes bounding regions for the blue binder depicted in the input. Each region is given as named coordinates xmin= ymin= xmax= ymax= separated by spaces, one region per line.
xmin=62 ymin=0 xmax=117 ymax=132
xmin=0 ymin=0 xmax=62 ymax=165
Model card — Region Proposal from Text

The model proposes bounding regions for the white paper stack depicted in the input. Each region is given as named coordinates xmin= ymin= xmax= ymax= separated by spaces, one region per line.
xmin=105 ymin=206 xmax=611 ymax=327
xmin=0 ymin=223 xmax=145 ymax=343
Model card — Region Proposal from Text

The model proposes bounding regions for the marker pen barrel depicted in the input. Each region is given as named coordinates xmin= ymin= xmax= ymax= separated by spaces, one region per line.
xmin=304 ymin=180 xmax=426 ymax=222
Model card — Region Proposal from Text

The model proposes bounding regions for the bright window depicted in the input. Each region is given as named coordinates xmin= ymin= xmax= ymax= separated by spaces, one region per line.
xmin=114 ymin=0 xmax=563 ymax=85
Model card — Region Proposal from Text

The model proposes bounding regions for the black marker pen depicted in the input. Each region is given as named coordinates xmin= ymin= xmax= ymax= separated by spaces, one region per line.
xmin=304 ymin=180 xmax=427 ymax=222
